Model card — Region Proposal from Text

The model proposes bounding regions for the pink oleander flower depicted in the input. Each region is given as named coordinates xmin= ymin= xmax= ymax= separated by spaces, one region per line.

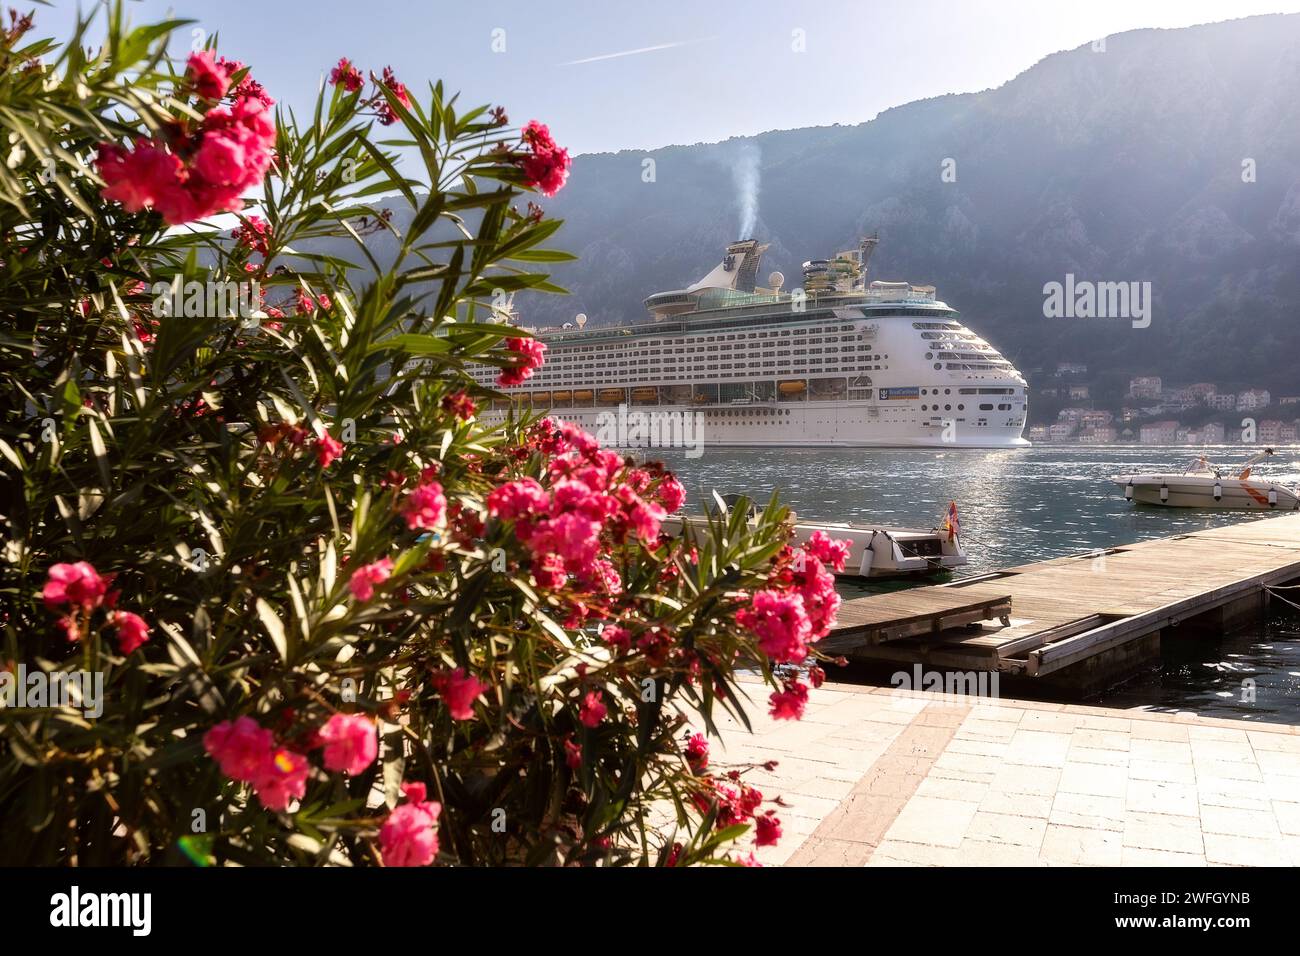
xmin=329 ymin=57 xmax=364 ymax=92
xmin=43 ymin=562 xmax=107 ymax=611
xmin=293 ymin=287 xmax=316 ymax=315
xmin=805 ymin=530 xmax=851 ymax=573
xmin=379 ymin=781 xmax=441 ymax=867
xmin=374 ymin=67 xmax=413 ymax=125
xmin=755 ymin=811 xmax=782 ymax=847
xmin=187 ymin=50 xmax=232 ymax=100
xmin=768 ymin=680 xmax=809 ymax=721
xmin=251 ymin=747 xmax=310 ymax=811
xmin=111 ymin=611 xmax=150 ymax=654
xmin=796 ymin=557 xmax=841 ymax=640
xmin=96 ymin=141 xmax=187 ymax=220
xmin=564 ymin=736 xmax=583 ymax=771
xmin=430 ymin=667 xmax=488 ymax=720
xmin=401 ymin=480 xmax=446 ymax=531
xmin=531 ymin=511 xmax=602 ymax=570
xmin=441 ymin=390 xmax=477 ymax=420
xmin=217 ymin=57 xmax=273 ymax=106
xmin=204 ymin=716 xmax=275 ymax=782
xmin=656 ymin=474 xmax=686 ymax=513
xmin=685 ymin=733 xmax=709 ymax=773
xmin=601 ymin=623 xmax=632 ymax=653
xmin=97 ymin=89 xmax=276 ymax=225
xmin=578 ymin=690 xmax=607 ymax=728
xmin=348 ymin=557 xmax=393 ymax=602
xmin=232 ymin=214 xmax=271 ymax=255
xmin=486 ymin=477 xmax=549 ymax=522
xmin=317 ymin=713 xmax=378 ymax=775
xmin=531 ymin=553 xmax=566 ymax=590
xmin=496 ymin=337 xmax=546 ymax=386
xmin=738 ymin=589 xmax=812 ymax=663
xmin=580 ymin=556 xmax=622 ymax=596
xmin=518 ymin=120 xmax=570 ymax=197
xmin=315 ymin=432 xmax=344 ymax=468
xmin=625 ymin=494 xmax=667 ymax=544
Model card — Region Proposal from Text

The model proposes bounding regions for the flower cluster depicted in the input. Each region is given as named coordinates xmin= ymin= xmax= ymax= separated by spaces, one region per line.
xmin=430 ymin=667 xmax=488 ymax=721
xmin=42 ymin=562 xmax=150 ymax=653
xmin=203 ymin=716 xmax=311 ymax=811
xmin=232 ymin=214 xmax=272 ymax=256
xmin=733 ymin=529 xmax=848 ymax=719
xmin=690 ymin=772 xmax=785 ymax=850
xmin=487 ymin=421 xmax=678 ymax=601
xmin=327 ymin=58 xmax=411 ymax=125
xmin=204 ymin=712 xmax=378 ymax=810
xmin=348 ymin=557 xmax=393 ymax=602
xmin=496 ymin=336 xmax=547 ymax=386
xmin=379 ymin=782 xmax=441 ymax=867
xmin=401 ymin=480 xmax=447 ymax=531
xmin=97 ymin=58 xmax=276 ymax=225
xmin=517 ymin=120 xmax=570 ymax=197
xmin=328 ymin=57 xmax=364 ymax=93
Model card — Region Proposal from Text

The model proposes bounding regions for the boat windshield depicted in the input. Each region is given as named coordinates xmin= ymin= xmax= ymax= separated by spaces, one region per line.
xmin=1184 ymin=457 xmax=1218 ymax=475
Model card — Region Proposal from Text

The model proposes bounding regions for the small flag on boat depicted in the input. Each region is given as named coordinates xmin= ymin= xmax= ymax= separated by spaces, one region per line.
xmin=942 ymin=500 xmax=960 ymax=542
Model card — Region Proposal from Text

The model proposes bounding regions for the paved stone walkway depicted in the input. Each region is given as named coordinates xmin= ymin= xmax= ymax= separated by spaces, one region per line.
xmin=708 ymin=680 xmax=1300 ymax=866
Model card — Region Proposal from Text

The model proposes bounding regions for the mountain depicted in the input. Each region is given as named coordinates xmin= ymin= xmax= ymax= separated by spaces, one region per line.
xmin=504 ymin=14 xmax=1300 ymax=400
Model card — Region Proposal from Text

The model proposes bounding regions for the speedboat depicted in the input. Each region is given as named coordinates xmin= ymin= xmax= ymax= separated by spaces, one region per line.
xmin=661 ymin=495 xmax=968 ymax=578
xmin=1112 ymin=449 xmax=1300 ymax=510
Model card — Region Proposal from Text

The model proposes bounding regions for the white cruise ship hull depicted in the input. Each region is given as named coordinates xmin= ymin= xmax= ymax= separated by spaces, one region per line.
xmin=523 ymin=403 xmax=1028 ymax=449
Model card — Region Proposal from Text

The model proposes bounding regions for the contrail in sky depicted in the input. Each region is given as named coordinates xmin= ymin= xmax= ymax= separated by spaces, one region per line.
xmin=560 ymin=37 xmax=714 ymax=66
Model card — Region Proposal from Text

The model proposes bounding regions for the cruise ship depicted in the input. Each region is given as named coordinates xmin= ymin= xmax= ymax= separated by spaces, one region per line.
xmin=473 ymin=236 xmax=1029 ymax=447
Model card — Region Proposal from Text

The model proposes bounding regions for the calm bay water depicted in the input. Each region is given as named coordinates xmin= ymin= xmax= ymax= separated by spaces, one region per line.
xmin=652 ymin=443 xmax=1300 ymax=723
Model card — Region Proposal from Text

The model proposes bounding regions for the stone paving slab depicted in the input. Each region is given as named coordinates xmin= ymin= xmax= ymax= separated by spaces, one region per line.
xmin=705 ymin=679 xmax=1300 ymax=866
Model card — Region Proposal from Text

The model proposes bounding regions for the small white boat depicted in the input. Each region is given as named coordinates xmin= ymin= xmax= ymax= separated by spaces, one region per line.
xmin=1113 ymin=449 xmax=1300 ymax=510
xmin=662 ymin=496 xmax=968 ymax=578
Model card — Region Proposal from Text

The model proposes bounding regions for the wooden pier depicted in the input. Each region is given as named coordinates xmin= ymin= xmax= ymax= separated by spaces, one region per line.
xmin=822 ymin=513 xmax=1300 ymax=690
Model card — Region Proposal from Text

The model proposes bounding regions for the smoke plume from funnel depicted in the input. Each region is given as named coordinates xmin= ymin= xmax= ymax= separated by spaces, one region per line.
xmin=732 ymin=142 xmax=761 ymax=238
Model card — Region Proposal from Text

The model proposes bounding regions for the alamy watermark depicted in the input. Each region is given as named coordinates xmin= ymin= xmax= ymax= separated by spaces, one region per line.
xmin=594 ymin=403 xmax=703 ymax=459
xmin=152 ymin=278 xmax=263 ymax=326
xmin=1042 ymin=274 xmax=1151 ymax=328
xmin=0 ymin=665 xmax=103 ymax=718
xmin=49 ymin=886 xmax=151 ymax=936
xmin=891 ymin=664 xmax=1000 ymax=708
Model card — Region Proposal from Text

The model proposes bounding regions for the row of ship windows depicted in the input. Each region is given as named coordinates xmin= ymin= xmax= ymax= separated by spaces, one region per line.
xmin=546 ymin=339 xmax=869 ymax=364
xmin=529 ymin=368 xmax=878 ymax=383
xmin=547 ymin=348 xmax=883 ymax=370
xmin=557 ymin=325 xmax=860 ymax=354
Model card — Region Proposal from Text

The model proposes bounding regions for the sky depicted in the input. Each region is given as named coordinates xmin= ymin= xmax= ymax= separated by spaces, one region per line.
xmin=40 ymin=0 xmax=1300 ymax=155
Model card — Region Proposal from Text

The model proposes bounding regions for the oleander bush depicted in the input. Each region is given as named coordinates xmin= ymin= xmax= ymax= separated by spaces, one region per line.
xmin=0 ymin=3 xmax=846 ymax=866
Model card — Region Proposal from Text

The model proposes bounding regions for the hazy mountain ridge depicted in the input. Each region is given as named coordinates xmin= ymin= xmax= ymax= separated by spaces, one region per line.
xmin=498 ymin=15 xmax=1300 ymax=395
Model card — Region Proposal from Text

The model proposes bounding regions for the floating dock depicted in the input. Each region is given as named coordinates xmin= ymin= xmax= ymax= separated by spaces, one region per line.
xmin=821 ymin=514 xmax=1300 ymax=694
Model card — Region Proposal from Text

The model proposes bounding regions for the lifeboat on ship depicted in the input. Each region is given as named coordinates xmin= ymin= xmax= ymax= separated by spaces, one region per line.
xmin=573 ymin=389 xmax=594 ymax=403
xmin=632 ymin=387 xmax=657 ymax=402
xmin=778 ymin=380 xmax=807 ymax=396
xmin=531 ymin=391 xmax=550 ymax=404
xmin=550 ymin=390 xmax=570 ymax=405
xmin=599 ymin=389 xmax=624 ymax=404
